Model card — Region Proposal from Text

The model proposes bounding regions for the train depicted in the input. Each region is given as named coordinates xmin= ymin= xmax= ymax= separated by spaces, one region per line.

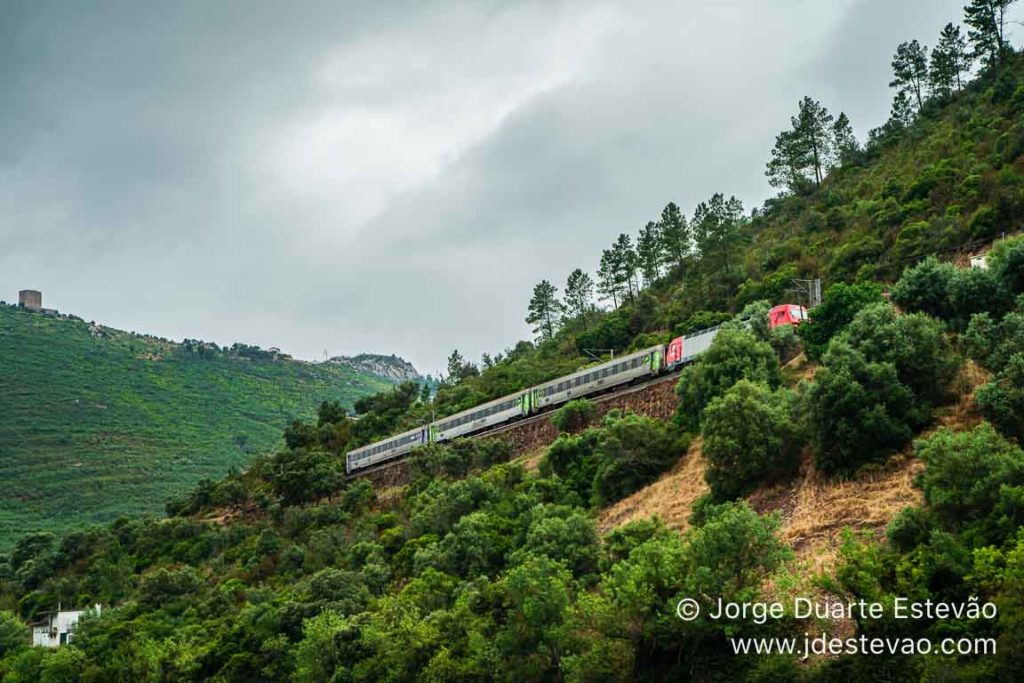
xmin=345 ymin=304 xmax=807 ymax=474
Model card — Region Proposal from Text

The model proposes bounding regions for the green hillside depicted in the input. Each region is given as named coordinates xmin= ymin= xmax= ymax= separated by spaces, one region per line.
xmin=0 ymin=305 xmax=394 ymax=549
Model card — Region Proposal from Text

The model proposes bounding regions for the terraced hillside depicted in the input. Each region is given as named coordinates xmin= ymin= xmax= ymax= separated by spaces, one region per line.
xmin=0 ymin=305 xmax=396 ymax=548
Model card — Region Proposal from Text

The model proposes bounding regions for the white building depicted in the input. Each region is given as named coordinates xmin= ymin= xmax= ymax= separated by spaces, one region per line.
xmin=31 ymin=605 xmax=101 ymax=648
xmin=970 ymin=254 xmax=989 ymax=270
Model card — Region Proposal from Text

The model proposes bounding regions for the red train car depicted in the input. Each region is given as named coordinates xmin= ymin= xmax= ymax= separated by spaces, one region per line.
xmin=768 ymin=304 xmax=808 ymax=329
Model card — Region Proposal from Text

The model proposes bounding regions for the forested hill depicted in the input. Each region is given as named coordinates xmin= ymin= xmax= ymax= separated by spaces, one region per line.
xmin=0 ymin=304 xmax=397 ymax=549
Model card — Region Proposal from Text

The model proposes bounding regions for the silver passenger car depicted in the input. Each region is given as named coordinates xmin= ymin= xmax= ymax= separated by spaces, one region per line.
xmin=346 ymin=425 xmax=429 ymax=473
xmin=678 ymin=326 xmax=720 ymax=364
xmin=429 ymin=391 xmax=530 ymax=443
xmin=530 ymin=345 xmax=663 ymax=411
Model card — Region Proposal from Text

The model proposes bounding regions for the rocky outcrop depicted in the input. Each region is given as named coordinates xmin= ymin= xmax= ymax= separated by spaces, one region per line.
xmin=327 ymin=353 xmax=420 ymax=383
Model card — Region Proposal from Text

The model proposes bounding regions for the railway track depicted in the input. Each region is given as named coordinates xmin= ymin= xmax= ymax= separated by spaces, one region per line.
xmin=346 ymin=369 xmax=681 ymax=481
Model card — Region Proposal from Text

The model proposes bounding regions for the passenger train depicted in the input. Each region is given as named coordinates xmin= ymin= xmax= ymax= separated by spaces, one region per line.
xmin=345 ymin=304 xmax=807 ymax=474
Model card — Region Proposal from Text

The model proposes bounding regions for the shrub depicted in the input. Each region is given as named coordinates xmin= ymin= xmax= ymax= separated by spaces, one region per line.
xmin=590 ymin=411 xmax=682 ymax=507
xmin=988 ymin=234 xmax=1024 ymax=294
xmin=550 ymin=399 xmax=598 ymax=433
xmin=890 ymin=256 xmax=955 ymax=320
xmin=797 ymin=282 xmax=883 ymax=360
xmin=674 ymin=329 xmax=781 ymax=431
xmin=0 ymin=610 xmax=27 ymax=658
xmin=768 ymin=324 xmax=800 ymax=363
xmin=804 ymin=342 xmax=926 ymax=475
xmin=976 ymin=354 xmax=1024 ymax=440
xmin=963 ymin=311 xmax=1024 ymax=371
xmin=701 ymin=380 xmax=801 ymax=501
xmin=542 ymin=411 xmax=682 ymax=508
xmin=947 ymin=266 xmax=1014 ymax=329
xmin=914 ymin=424 xmax=1024 ymax=546
xmin=306 ymin=568 xmax=371 ymax=615
xmin=842 ymin=303 xmax=960 ymax=406
xmin=886 ymin=506 xmax=934 ymax=552
xmin=512 ymin=507 xmax=600 ymax=578
xmin=540 ymin=429 xmax=601 ymax=503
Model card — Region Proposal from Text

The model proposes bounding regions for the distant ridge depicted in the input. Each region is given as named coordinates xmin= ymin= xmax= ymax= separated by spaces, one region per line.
xmin=327 ymin=353 xmax=421 ymax=383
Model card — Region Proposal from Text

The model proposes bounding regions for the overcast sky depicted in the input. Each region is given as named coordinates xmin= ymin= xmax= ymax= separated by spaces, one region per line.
xmin=3 ymin=0 xmax=1021 ymax=375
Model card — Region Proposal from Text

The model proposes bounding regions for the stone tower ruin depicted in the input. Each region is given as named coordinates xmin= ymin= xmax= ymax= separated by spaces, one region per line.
xmin=19 ymin=289 xmax=42 ymax=311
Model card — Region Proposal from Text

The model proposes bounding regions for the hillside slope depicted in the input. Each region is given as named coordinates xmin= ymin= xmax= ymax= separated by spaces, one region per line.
xmin=0 ymin=305 xmax=398 ymax=548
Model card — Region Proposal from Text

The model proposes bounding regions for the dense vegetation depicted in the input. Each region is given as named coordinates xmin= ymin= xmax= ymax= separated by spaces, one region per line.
xmin=0 ymin=305 xmax=394 ymax=549
xmin=2 ymin=5 xmax=1024 ymax=680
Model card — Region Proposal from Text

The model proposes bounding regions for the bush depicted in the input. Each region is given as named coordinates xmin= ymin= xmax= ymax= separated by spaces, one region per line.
xmin=0 ymin=610 xmax=27 ymax=658
xmin=675 ymin=329 xmax=781 ymax=431
xmin=797 ymin=282 xmax=884 ymax=360
xmin=886 ymin=506 xmax=934 ymax=552
xmin=914 ymin=424 xmax=1024 ymax=546
xmin=701 ymin=380 xmax=801 ymax=501
xmin=976 ymin=354 xmax=1024 ymax=440
xmin=590 ymin=411 xmax=682 ymax=507
xmin=540 ymin=430 xmax=601 ymax=502
xmin=540 ymin=411 xmax=682 ymax=508
xmin=963 ymin=311 xmax=1024 ymax=371
xmin=550 ymin=399 xmax=598 ymax=433
xmin=891 ymin=256 xmax=955 ymax=320
xmin=988 ymin=234 xmax=1024 ymax=294
xmin=947 ymin=266 xmax=1014 ymax=329
xmin=768 ymin=324 xmax=800 ymax=363
xmin=804 ymin=342 xmax=926 ymax=475
xmin=842 ymin=303 xmax=960 ymax=406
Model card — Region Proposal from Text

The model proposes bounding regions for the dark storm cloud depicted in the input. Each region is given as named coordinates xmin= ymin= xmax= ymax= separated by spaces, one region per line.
xmin=3 ymin=0 xmax=1019 ymax=374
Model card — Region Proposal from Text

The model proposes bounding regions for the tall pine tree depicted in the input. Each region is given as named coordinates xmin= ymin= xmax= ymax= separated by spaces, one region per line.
xmin=930 ymin=23 xmax=971 ymax=97
xmin=597 ymin=249 xmax=622 ymax=307
xmin=612 ymin=233 xmax=640 ymax=301
xmin=636 ymin=221 xmax=664 ymax=286
xmin=766 ymin=97 xmax=835 ymax=192
xmin=525 ymin=280 xmax=564 ymax=342
xmin=693 ymin=193 xmax=744 ymax=273
xmin=832 ymin=112 xmax=859 ymax=166
xmin=564 ymin=268 xmax=595 ymax=319
xmin=890 ymin=40 xmax=929 ymax=110
xmin=658 ymin=202 xmax=691 ymax=271
xmin=964 ymin=0 xmax=1017 ymax=75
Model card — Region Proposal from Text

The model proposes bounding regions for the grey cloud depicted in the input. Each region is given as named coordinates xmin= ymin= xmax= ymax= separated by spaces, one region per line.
xmin=3 ymin=0 xmax=1013 ymax=375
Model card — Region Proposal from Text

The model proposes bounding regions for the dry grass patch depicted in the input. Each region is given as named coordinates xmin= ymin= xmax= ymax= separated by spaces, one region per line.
xmin=779 ymin=455 xmax=922 ymax=569
xmin=597 ymin=438 xmax=709 ymax=534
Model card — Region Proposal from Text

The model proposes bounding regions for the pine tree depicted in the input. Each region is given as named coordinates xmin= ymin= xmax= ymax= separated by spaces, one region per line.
xmin=964 ymin=0 xmax=1016 ymax=74
xmin=693 ymin=193 xmax=744 ymax=273
xmin=525 ymin=280 xmax=564 ymax=342
xmin=658 ymin=203 xmax=690 ymax=270
xmin=890 ymin=40 xmax=929 ymax=110
xmin=796 ymin=97 xmax=834 ymax=186
xmin=930 ymin=23 xmax=971 ymax=97
xmin=766 ymin=129 xmax=810 ymax=192
xmin=766 ymin=97 xmax=834 ymax=192
xmin=832 ymin=112 xmax=859 ymax=166
xmin=613 ymin=233 xmax=640 ymax=300
xmin=890 ymin=91 xmax=914 ymax=127
xmin=564 ymin=268 xmax=595 ymax=319
xmin=636 ymin=222 xmax=663 ymax=286
xmin=445 ymin=349 xmax=477 ymax=383
xmin=597 ymin=249 xmax=622 ymax=307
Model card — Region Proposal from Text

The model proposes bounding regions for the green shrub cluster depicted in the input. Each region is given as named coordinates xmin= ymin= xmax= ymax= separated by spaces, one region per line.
xmin=674 ymin=329 xmax=781 ymax=432
xmin=541 ymin=410 xmax=685 ymax=508
xmin=701 ymin=380 xmax=802 ymax=501
xmin=891 ymin=255 xmax=1014 ymax=330
xmin=549 ymin=398 xmax=598 ymax=433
